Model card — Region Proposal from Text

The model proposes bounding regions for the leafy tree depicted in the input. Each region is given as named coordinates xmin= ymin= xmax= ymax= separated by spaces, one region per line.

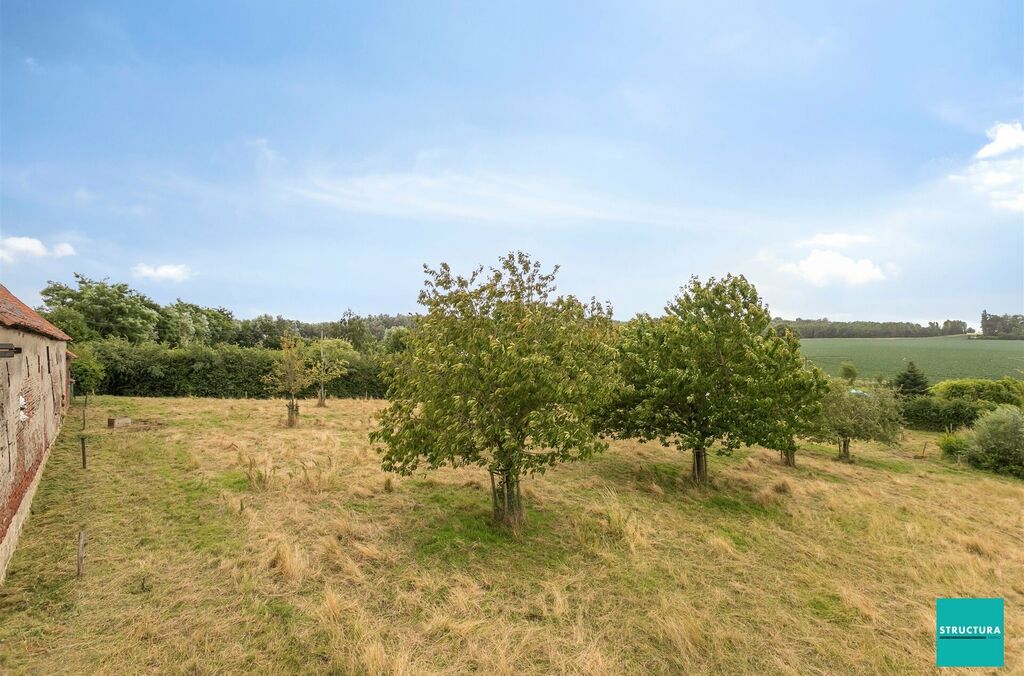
xmin=809 ymin=381 xmax=902 ymax=462
xmin=69 ymin=345 xmax=106 ymax=395
xmin=39 ymin=274 xmax=161 ymax=343
xmin=893 ymin=361 xmax=929 ymax=398
xmin=263 ymin=333 xmax=314 ymax=426
xmin=380 ymin=325 xmax=411 ymax=354
xmin=305 ymin=336 xmax=354 ymax=407
xmin=370 ymin=252 xmax=619 ymax=527
xmin=607 ymin=275 xmax=826 ymax=481
xmin=42 ymin=306 xmax=96 ymax=343
xmin=839 ymin=362 xmax=858 ymax=385
xmin=965 ymin=406 xmax=1024 ymax=478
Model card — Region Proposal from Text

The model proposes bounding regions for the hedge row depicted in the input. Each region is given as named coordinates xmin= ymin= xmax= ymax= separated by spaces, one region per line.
xmin=930 ymin=378 xmax=1024 ymax=407
xmin=900 ymin=397 xmax=995 ymax=432
xmin=82 ymin=338 xmax=385 ymax=399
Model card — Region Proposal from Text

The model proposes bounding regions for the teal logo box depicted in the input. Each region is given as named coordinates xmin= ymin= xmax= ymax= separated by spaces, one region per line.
xmin=936 ymin=598 xmax=1004 ymax=668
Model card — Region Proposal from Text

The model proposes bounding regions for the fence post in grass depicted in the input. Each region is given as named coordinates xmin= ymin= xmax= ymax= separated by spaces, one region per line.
xmin=81 ymin=392 xmax=88 ymax=431
xmin=80 ymin=435 xmax=87 ymax=469
xmin=77 ymin=530 xmax=86 ymax=577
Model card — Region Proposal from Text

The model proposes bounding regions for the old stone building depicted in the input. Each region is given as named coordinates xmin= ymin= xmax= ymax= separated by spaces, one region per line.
xmin=0 ymin=284 xmax=72 ymax=583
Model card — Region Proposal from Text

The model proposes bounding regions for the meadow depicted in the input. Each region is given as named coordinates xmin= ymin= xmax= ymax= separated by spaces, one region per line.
xmin=799 ymin=335 xmax=1024 ymax=381
xmin=0 ymin=396 xmax=1021 ymax=674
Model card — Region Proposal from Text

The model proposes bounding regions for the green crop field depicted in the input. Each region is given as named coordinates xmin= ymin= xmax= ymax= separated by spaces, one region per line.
xmin=798 ymin=335 xmax=1024 ymax=381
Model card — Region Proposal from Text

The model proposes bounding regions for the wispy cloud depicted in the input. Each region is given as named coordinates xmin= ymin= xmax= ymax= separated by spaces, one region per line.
xmin=949 ymin=121 xmax=1024 ymax=213
xmin=285 ymin=169 xmax=718 ymax=228
xmin=796 ymin=233 xmax=875 ymax=248
xmin=0 ymin=236 xmax=77 ymax=263
xmin=780 ymin=249 xmax=885 ymax=286
xmin=131 ymin=263 xmax=194 ymax=282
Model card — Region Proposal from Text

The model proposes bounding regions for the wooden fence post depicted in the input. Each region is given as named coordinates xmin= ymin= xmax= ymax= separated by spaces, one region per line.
xmin=77 ymin=530 xmax=86 ymax=577
xmin=80 ymin=436 xmax=87 ymax=469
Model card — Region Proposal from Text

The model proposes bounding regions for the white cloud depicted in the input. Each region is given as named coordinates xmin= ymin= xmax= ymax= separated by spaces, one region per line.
xmin=796 ymin=233 xmax=875 ymax=248
xmin=131 ymin=263 xmax=194 ymax=282
xmin=286 ymin=170 xmax=696 ymax=227
xmin=0 ymin=236 xmax=78 ymax=263
xmin=949 ymin=121 xmax=1024 ymax=213
xmin=780 ymin=249 xmax=886 ymax=286
xmin=975 ymin=122 xmax=1024 ymax=159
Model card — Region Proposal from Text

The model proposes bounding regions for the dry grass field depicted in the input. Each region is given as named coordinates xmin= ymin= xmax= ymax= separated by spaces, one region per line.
xmin=1 ymin=396 xmax=1021 ymax=674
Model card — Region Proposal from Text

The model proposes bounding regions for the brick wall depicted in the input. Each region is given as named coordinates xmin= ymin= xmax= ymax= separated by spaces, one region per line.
xmin=0 ymin=328 xmax=68 ymax=583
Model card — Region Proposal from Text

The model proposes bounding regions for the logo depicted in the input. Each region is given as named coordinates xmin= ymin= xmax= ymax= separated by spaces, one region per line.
xmin=936 ymin=598 xmax=1004 ymax=668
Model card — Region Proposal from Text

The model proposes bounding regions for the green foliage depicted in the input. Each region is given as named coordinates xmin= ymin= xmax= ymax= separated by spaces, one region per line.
xmin=69 ymin=344 xmax=105 ymax=394
xmin=304 ymin=337 xmax=354 ymax=402
xmin=156 ymin=301 xmax=237 ymax=347
xmin=89 ymin=338 xmax=277 ymax=397
xmin=607 ymin=275 xmax=827 ymax=477
xmin=938 ymin=434 xmax=970 ymax=460
xmin=808 ymin=381 xmax=902 ymax=459
xmin=370 ymin=252 xmax=619 ymax=523
xmin=930 ymin=377 xmax=1024 ymax=407
xmin=892 ymin=361 xmax=929 ymax=398
xmin=964 ymin=406 xmax=1024 ymax=478
xmin=980 ymin=310 xmax=1024 ymax=339
xmin=900 ymin=396 xmax=993 ymax=431
xmin=263 ymin=334 xmax=314 ymax=402
xmin=40 ymin=274 xmax=161 ymax=343
xmin=773 ymin=317 xmax=969 ymax=338
xmin=42 ymin=306 xmax=95 ymax=343
xmin=838 ymin=362 xmax=858 ymax=385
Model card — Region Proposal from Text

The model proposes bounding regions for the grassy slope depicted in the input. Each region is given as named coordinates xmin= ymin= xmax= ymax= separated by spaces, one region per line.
xmin=0 ymin=397 xmax=1021 ymax=674
xmin=799 ymin=335 xmax=1024 ymax=381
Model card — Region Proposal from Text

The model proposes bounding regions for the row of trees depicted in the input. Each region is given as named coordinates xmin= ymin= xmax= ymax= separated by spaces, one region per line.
xmin=39 ymin=274 xmax=415 ymax=350
xmin=771 ymin=317 xmax=971 ymax=338
xmin=979 ymin=311 xmax=1024 ymax=339
xmin=368 ymin=253 xmax=902 ymax=527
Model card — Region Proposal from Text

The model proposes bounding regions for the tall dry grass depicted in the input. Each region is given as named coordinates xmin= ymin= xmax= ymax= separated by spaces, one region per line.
xmin=0 ymin=395 xmax=1021 ymax=674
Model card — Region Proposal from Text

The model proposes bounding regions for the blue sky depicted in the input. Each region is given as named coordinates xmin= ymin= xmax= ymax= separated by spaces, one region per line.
xmin=1 ymin=1 xmax=1021 ymax=325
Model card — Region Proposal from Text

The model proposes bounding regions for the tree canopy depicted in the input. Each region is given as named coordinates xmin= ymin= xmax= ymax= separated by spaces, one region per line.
xmin=809 ymin=381 xmax=902 ymax=462
xmin=607 ymin=275 xmax=826 ymax=480
xmin=370 ymin=252 xmax=619 ymax=526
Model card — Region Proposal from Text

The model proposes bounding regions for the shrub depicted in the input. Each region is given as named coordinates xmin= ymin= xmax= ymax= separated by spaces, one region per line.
xmin=965 ymin=406 xmax=1024 ymax=478
xmin=930 ymin=378 xmax=1024 ymax=407
xmin=938 ymin=434 xmax=970 ymax=460
xmin=901 ymin=396 xmax=993 ymax=431
xmin=69 ymin=344 xmax=106 ymax=395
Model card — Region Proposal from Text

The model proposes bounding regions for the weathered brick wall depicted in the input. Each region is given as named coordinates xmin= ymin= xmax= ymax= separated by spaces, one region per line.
xmin=0 ymin=328 xmax=68 ymax=583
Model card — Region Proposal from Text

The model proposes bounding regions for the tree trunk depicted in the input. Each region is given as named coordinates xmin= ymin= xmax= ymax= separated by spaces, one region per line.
xmin=489 ymin=469 xmax=524 ymax=528
xmin=692 ymin=448 xmax=708 ymax=484
xmin=317 ymin=383 xmax=326 ymax=408
xmin=782 ymin=448 xmax=796 ymax=467
xmin=286 ymin=399 xmax=299 ymax=427
xmin=838 ymin=437 xmax=851 ymax=463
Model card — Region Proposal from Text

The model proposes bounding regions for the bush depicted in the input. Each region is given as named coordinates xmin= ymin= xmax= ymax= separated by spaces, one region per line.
xmin=930 ymin=378 xmax=1024 ymax=407
xmin=965 ymin=406 xmax=1024 ymax=478
xmin=70 ymin=344 xmax=106 ymax=394
xmin=938 ymin=433 xmax=970 ymax=460
xmin=900 ymin=396 xmax=993 ymax=431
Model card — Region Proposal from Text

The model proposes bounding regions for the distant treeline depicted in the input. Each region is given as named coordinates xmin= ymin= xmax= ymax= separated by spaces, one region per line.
xmin=771 ymin=318 xmax=971 ymax=339
xmin=980 ymin=311 xmax=1024 ymax=340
